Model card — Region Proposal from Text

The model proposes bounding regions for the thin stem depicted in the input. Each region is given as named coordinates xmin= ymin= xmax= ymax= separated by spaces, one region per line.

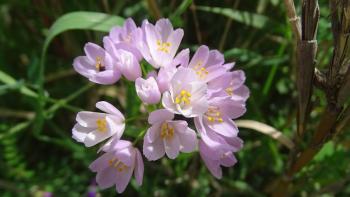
xmin=133 ymin=128 xmax=147 ymax=146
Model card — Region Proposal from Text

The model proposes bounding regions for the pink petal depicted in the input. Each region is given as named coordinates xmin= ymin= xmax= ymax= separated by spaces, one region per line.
xmin=73 ymin=56 xmax=95 ymax=78
xmin=220 ymin=152 xmax=237 ymax=167
xmin=134 ymin=149 xmax=144 ymax=186
xmin=148 ymin=109 xmax=174 ymax=124
xmin=72 ymin=123 xmax=93 ymax=142
xmin=96 ymin=167 xmax=118 ymax=189
xmin=115 ymin=166 xmax=133 ymax=193
xmin=76 ymin=111 xmax=104 ymax=127
xmin=89 ymin=152 xmax=113 ymax=172
xmin=199 ymin=140 xmax=222 ymax=179
xmin=207 ymin=118 xmax=238 ymax=138
xmin=167 ymin=28 xmax=184 ymax=59
xmin=143 ymin=137 xmax=165 ymax=161
xmin=188 ymin=45 xmax=209 ymax=69
xmin=164 ymin=133 xmax=180 ymax=159
xmin=155 ymin=18 xmax=173 ymax=40
xmin=178 ymin=127 xmax=197 ymax=153
xmin=96 ymin=101 xmax=124 ymax=119
xmin=84 ymin=42 xmax=105 ymax=63
xmin=89 ymin=70 xmax=121 ymax=85
xmin=145 ymin=123 xmax=161 ymax=143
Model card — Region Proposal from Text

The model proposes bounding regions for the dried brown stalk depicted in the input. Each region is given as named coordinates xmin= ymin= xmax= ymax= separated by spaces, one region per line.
xmin=271 ymin=0 xmax=350 ymax=196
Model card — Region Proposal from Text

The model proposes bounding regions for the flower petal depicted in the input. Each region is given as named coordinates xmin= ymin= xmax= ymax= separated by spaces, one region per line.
xmin=96 ymin=167 xmax=118 ymax=189
xmin=134 ymin=149 xmax=144 ymax=186
xmin=148 ymin=109 xmax=174 ymax=124
xmin=143 ymin=137 xmax=165 ymax=161
xmin=96 ymin=101 xmax=124 ymax=119
xmin=164 ymin=133 xmax=180 ymax=159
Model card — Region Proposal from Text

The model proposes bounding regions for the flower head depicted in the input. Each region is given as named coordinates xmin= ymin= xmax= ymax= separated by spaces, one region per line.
xmin=89 ymin=140 xmax=143 ymax=193
xmin=208 ymin=70 xmax=250 ymax=101
xmin=183 ymin=45 xmax=227 ymax=83
xmin=143 ymin=109 xmax=197 ymax=160
xmin=72 ymin=101 xmax=125 ymax=147
xmin=162 ymin=68 xmax=208 ymax=117
xmin=135 ymin=76 xmax=161 ymax=104
xmin=141 ymin=18 xmax=184 ymax=68
xmin=73 ymin=43 xmax=121 ymax=84
xmin=199 ymin=139 xmax=240 ymax=179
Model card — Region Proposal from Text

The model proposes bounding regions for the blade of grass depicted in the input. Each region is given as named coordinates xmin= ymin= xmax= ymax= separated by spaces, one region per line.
xmin=196 ymin=6 xmax=271 ymax=29
xmin=36 ymin=12 xmax=125 ymax=135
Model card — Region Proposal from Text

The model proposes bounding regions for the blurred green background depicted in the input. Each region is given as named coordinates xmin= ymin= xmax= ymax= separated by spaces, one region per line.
xmin=0 ymin=0 xmax=349 ymax=196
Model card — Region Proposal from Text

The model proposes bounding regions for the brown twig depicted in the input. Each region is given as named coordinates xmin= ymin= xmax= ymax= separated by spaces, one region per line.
xmin=190 ymin=1 xmax=202 ymax=44
xmin=218 ymin=0 xmax=240 ymax=51
xmin=146 ymin=0 xmax=162 ymax=20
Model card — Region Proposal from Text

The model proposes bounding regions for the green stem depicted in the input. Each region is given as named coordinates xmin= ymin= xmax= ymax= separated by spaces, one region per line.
xmin=133 ymin=128 xmax=147 ymax=146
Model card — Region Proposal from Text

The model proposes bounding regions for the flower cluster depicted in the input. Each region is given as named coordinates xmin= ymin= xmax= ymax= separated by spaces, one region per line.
xmin=72 ymin=18 xmax=249 ymax=193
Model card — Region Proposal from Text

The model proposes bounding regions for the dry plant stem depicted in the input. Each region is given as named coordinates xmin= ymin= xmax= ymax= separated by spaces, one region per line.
xmin=296 ymin=0 xmax=319 ymax=138
xmin=190 ymin=2 xmax=202 ymax=44
xmin=146 ymin=0 xmax=162 ymax=20
xmin=288 ymin=105 xmax=341 ymax=176
xmin=218 ymin=0 xmax=240 ymax=51
xmin=284 ymin=0 xmax=301 ymax=41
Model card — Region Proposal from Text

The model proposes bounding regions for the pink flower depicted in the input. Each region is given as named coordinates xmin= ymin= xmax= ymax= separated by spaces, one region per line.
xmin=72 ymin=101 xmax=125 ymax=147
xmin=199 ymin=139 xmax=239 ymax=179
xmin=73 ymin=43 xmax=121 ymax=84
xmin=107 ymin=18 xmax=142 ymax=60
xmin=208 ymin=70 xmax=250 ymax=101
xmin=156 ymin=49 xmax=189 ymax=93
xmin=194 ymin=96 xmax=246 ymax=141
xmin=142 ymin=18 xmax=184 ymax=68
xmin=143 ymin=109 xmax=197 ymax=160
xmin=90 ymin=140 xmax=144 ymax=193
xmin=162 ymin=67 xmax=208 ymax=117
xmin=182 ymin=45 xmax=227 ymax=83
xmin=135 ymin=77 xmax=161 ymax=104
xmin=103 ymin=37 xmax=141 ymax=81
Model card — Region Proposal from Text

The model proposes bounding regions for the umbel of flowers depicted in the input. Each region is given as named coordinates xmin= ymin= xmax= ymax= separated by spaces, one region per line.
xmin=72 ymin=18 xmax=249 ymax=193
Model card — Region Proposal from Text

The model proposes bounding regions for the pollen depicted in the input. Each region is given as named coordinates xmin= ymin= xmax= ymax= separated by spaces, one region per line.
xmin=193 ymin=61 xmax=209 ymax=79
xmin=160 ymin=123 xmax=174 ymax=140
xmin=156 ymin=40 xmax=171 ymax=53
xmin=225 ymin=88 xmax=234 ymax=96
xmin=175 ymin=90 xmax=191 ymax=105
xmin=108 ymin=158 xmax=129 ymax=172
xmin=96 ymin=118 xmax=107 ymax=132
xmin=205 ymin=106 xmax=224 ymax=123
xmin=95 ymin=56 xmax=105 ymax=72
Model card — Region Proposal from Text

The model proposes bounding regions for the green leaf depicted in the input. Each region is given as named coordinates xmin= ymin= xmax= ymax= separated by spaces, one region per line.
xmin=0 ymin=70 xmax=37 ymax=97
xmin=196 ymin=6 xmax=270 ymax=29
xmin=42 ymin=11 xmax=124 ymax=54
xmin=170 ymin=0 xmax=193 ymax=19
xmin=35 ymin=11 xmax=125 ymax=135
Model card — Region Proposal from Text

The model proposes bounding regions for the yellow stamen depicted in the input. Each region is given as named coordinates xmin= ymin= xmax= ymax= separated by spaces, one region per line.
xmin=108 ymin=158 xmax=129 ymax=172
xmin=96 ymin=118 xmax=107 ymax=132
xmin=193 ymin=61 xmax=209 ymax=79
xmin=95 ymin=56 xmax=105 ymax=72
xmin=225 ymin=88 xmax=233 ymax=96
xmin=175 ymin=90 xmax=191 ymax=105
xmin=156 ymin=40 xmax=172 ymax=53
xmin=205 ymin=106 xmax=224 ymax=123
xmin=160 ymin=123 xmax=174 ymax=140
